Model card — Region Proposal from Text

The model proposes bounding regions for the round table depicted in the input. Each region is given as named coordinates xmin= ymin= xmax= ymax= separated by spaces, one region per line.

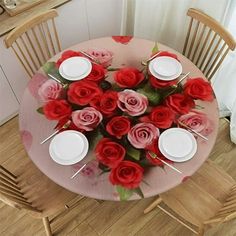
xmin=19 ymin=37 xmax=219 ymax=201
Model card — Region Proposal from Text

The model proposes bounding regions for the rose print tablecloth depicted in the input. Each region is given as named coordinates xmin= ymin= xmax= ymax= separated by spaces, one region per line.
xmin=19 ymin=37 xmax=219 ymax=200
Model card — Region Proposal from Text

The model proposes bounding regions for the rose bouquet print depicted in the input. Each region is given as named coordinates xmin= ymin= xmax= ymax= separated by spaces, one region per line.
xmin=37 ymin=43 xmax=215 ymax=200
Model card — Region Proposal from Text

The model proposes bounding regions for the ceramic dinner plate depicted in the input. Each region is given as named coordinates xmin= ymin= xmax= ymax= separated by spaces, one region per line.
xmin=59 ymin=56 xmax=92 ymax=81
xmin=49 ymin=130 xmax=89 ymax=165
xmin=149 ymin=56 xmax=182 ymax=81
xmin=158 ymin=128 xmax=197 ymax=162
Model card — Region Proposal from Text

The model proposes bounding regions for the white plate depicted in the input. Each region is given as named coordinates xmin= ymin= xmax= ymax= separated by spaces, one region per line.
xmin=158 ymin=128 xmax=197 ymax=162
xmin=49 ymin=130 xmax=89 ymax=165
xmin=59 ymin=57 xmax=92 ymax=81
xmin=149 ymin=56 xmax=182 ymax=81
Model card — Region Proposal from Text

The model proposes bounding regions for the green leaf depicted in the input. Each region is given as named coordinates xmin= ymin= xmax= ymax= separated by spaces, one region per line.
xmin=133 ymin=187 xmax=144 ymax=198
xmin=195 ymin=105 xmax=204 ymax=110
xmin=111 ymin=83 xmax=122 ymax=91
xmin=42 ymin=62 xmax=57 ymax=74
xmin=36 ymin=107 xmax=44 ymax=114
xmin=107 ymin=67 xmax=120 ymax=71
xmin=127 ymin=146 xmax=141 ymax=161
xmin=88 ymin=129 xmax=104 ymax=150
xmin=42 ymin=62 xmax=68 ymax=84
xmin=100 ymin=80 xmax=112 ymax=90
xmin=137 ymin=86 xmax=161 ymax=105
xmin=116 ymin=186 xmax=134 ymax=201
xmin=138 ymin=157 xmax=154 ymax=168
xmin=98 ymin=162 xmax=110 ymax=172
xmin=152 ymin=41 xmax=159 ymax=54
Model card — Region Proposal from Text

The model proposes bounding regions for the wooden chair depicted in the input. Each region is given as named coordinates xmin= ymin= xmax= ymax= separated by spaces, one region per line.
xmin=4 ymin=9 xmax=61 ymax=77
xmin=144 ymin=119 xmax=236 ymax=235
xmin=0 ymin=162 xmax=83 ymax=236
xmin=183 ymin=8 xmax=236 ymax=80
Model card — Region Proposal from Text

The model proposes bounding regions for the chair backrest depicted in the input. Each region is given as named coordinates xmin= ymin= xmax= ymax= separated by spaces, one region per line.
xmin=0 ymin=165 xmax=40 ymax=213
xmin=205 ymin=184 xmax=236 ymax=225
xmin=4 ymin=9 xmax=61 ymax=77
xmin=183 ymin=8 xmax=236 ymax=80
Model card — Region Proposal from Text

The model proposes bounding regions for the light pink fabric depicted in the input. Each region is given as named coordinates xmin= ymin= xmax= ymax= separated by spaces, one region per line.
xmin=19 ymin=37 xmax=219 ymax=201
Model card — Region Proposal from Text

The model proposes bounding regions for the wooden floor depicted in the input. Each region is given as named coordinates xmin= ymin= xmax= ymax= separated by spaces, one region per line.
xmin=1 ymin=116 xmax=236 ymax=236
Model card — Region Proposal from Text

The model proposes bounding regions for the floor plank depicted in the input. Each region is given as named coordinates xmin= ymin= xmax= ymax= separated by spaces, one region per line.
xmin=1 ymin=213 xmax=44 ymax=236
xmin=87 ymin=200 xmax=138 ymax=235
xmin=101 ymin=197 xmax=159 ymax=236
xmin=67 ymin=221 xmax=99 ymax=236
xmin=135 ymin=210 xmax=194 ymax=236
xmin=0 ymin=204 xmax=26 ymax=234
xmin=54 ymin=198 xmax=100 ymax=235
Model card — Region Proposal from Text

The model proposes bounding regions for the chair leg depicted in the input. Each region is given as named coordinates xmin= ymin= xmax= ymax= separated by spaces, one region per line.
xmin=144 ymin=196 xmax=162 ymax=214
xmin=198 ymin=225 xmax=205 ymax=236
xmin=42 ymin=217 xmax=52 ymax=236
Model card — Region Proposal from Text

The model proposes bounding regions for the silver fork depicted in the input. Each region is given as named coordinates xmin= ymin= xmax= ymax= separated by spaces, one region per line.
xmin=48 ymin=73 xmax=67 ymax=88
xmin=141 ymin=51 xmax=162 ymax=66
xmin=177 ymin=72 xmax=190 ymax=85
xmin=40 ymin=120 xmax=71 ymax=144
xmin=148 ymin=152 xmax=182 ymax=174
xmin=80 ymin=51 xmax=100 ymax=65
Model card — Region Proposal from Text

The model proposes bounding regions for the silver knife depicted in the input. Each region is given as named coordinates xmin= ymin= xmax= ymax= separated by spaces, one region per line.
xmin=178 ymin=121 xmax=208 ymax=141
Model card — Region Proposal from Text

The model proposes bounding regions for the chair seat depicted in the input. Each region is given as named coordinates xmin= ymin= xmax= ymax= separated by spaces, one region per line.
xmin=14 ymin=158 xmax=81 ymax=218
xmin=160 ymin=160 xmax=235 ymax=227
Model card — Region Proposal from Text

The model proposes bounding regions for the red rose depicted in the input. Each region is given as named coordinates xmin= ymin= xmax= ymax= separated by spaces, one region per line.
xmin=100 ymin=91 xmax=118 ymax=116
xmin=43 ymin=99 xmax=72 ymax=120
xmin=145 ymin=139 xmax=173 ymax=167
xmin=95 ymin=138 xmax=125 ymax=168
xmin=114 ymin=67 xmax=145 ymax=88
xmin=68 ymin=80 xmax=102 ymax=106
xmin=56 ymin=50 xmax=83 ymax=67
xmin=112 ymin=36 xmax=133 ymax=44
xmin=141 ymin=106 xmax=175 ymax=129
xmin=90 ymin=90 xmax=118 ymax=116
xmin=89 ymin=95 xmax=101 ymax=110
xmin=109 ymin=161 xmax=144 ymax=189
xmin=184 ymin=78 xmax=214 ymax=101
xmin=149 ymin=75 xmax=177 ymax=89
xmin=106 ymin=116 xmax=131 ymax=139
xmin=84 ymin=64 xmax=106 ymax=83
xmin=165 ymin=94 xmax=195 ymax=114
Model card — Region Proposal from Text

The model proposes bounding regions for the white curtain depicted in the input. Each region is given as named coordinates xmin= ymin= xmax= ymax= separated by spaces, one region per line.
xmin=121 ymin=0 xmax=231 ymax=51
xmin=121 ymin=0 xmax=236 ymax=143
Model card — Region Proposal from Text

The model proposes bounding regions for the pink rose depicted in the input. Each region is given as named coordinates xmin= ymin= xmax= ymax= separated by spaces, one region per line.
xmin=117 ymin=89 xmax=148 ymax=116
xmin=128 ymin=123 xmax=160 ymax=149
xmin=72 ymin=107 xmax=103 ymax=131
xmin=38 ymin=79 xmax=63 ymax=102
xmin=85 ymin=48 xmax=113 ymax=68
xmin=178 ymin=110 xmax=214 ymax=136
